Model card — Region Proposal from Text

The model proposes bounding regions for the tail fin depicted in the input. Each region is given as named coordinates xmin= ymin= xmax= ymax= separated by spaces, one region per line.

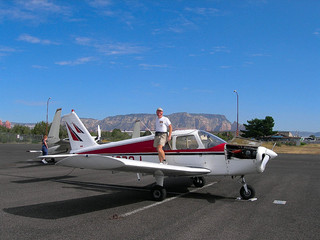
xmin=96 ymin=125 xmax=101 ymax=142
xmin=63 ymin=110 xmax=98 ymax=152
xmin=48 ymin=108 xmax=62 ymax=144
xmin=132 ymin=120 xmax=140 ymax=138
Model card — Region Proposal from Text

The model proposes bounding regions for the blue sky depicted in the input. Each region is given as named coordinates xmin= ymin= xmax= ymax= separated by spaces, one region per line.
xmin=0 ymin=0 xmax=319 ymax=132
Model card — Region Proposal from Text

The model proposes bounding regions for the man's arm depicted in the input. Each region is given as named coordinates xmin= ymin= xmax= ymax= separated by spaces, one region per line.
xmin=168 ymin=124 xmax=172 ymax=141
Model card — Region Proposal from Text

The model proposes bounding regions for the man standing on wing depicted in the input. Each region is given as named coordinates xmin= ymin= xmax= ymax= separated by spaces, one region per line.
xmin=154 ymin=107 xmax=172 ymax=164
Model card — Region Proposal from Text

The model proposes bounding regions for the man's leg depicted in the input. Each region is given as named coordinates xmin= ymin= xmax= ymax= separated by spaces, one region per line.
xmin=157 ymin=145 xmax=165 ymax=162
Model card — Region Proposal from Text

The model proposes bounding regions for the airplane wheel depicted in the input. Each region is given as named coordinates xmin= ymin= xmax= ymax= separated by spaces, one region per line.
xmin=193 ymin=177 xmax=206 ymax=188
xmin=151 ymin=185 xmax=167 ymax=201
xmin=240 ymin=185 xmax=255 ymax=200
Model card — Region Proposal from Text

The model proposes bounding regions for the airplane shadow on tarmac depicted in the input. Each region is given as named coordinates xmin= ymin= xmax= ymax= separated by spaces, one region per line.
xmin=4 ymin=177 xmax=231 ymax=220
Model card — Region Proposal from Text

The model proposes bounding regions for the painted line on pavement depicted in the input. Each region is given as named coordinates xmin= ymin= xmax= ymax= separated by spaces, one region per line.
xmin=120 ymin=182 xmax=217 ymax=218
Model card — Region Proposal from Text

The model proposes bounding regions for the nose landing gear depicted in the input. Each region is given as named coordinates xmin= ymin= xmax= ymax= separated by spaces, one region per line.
xmin=239 ymin=176 xmax=255 ymax=200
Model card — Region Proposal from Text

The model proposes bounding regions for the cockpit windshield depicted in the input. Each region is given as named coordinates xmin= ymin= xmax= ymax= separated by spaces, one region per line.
xmin=198 ymin=130 xmax=226 ymax=149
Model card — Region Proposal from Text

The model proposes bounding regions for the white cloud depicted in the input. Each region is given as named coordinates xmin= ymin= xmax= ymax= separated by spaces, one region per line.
xmin=75 ymin=37 xmax=93 ymax=45
xmin=87 ymin=0 xmax=112 ymax=8
xmin=17 ymin=34 xmax=59 ymax=45
xmin=16 ymin=100 xmax=46 ymax=106
xmin=0 ymin=46 xmax=18 ymax=57
xmin=0 ymin=46 xmax=17 ymax=53
xmin=0 ymin=8 xmax=35 ymax=21
xmin=194 ymin=89 xmax=214 ymax=93
xmin=151 ymin=82 xmax=160 ymax=87
xmin=184 ymin=7 xmax=220 ymax=17
xmin=98 ymin=42 xmax=147 ymax=55
xmin=169 ymin=16 xmax=196 ymax=33
xmin=75 ymin=37 xmax=147 ymax=56
xmin=55 ymin=57 xmax=96 ymax=66
xmin=32 ymin=65 xmax=48 ymax=69
xmin=18 ymin=0 xmax=65 ymax=13
xmin=139 ymin=64 xmax=169 ymax=69
xmin=0 ymin=0 xmax=71 ymax=22
xmin=0 ymin=46 xmax=16 ymax=52
xmin=210 ymin=46 xmax=230 ymax=54
xmin=250 ymin=53 xmax=271 ymax=57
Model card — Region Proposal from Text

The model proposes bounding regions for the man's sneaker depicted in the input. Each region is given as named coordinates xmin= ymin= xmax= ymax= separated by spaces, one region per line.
xmin=42 ymin=159 xmax=48 ymax=164
xmin=162 ymin=159 xmax=168 ymax=165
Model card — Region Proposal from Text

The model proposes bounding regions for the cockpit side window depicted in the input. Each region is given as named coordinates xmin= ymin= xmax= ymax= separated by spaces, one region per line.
xmin=198 ymin=130 xmax=226 ymax=149
xmin=176 ymin=135 xmax=199 ymax=150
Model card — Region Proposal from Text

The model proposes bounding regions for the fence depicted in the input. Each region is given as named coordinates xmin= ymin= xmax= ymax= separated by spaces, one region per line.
xmin=0 ymin=132 xmax=43 ymax=144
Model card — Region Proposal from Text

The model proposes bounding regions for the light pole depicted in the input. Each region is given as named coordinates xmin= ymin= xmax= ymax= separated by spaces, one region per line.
xmin=233 ymin=90 xmax=239 ymax=136
xmin=46 ymin=97 xmax=51 ymax=136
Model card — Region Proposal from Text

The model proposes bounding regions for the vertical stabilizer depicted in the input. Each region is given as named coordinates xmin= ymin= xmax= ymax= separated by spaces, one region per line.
xmin=63 ymin=110 xmax=98 ymax=152
xmin=132 ymin=120 xmax=141 ymax=138
xmin=48 ymin=108 xmax=62 ymax=144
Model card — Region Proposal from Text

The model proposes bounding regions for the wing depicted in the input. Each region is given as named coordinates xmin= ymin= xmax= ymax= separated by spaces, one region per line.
xmin=55 ymin=154 xmax=211 ymax=177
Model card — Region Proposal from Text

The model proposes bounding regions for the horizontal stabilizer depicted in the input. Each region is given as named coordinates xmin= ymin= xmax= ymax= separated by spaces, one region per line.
xmin=38 ymin=154 xmax=76 ymax=159
xmin=27 ymin=150 xmax=42 ymax=153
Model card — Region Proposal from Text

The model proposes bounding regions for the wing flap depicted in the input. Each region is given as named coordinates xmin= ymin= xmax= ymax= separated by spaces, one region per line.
xmin=56 ymin=154 xmax=211 ymax=177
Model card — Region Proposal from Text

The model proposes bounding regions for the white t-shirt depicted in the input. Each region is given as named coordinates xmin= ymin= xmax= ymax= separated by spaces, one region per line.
xmin=155 ymin=116 xmax=171 ymax=132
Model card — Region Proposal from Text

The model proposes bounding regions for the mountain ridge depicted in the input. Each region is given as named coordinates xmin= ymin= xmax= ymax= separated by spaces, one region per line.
xmin=80 ymin=112 xmax=242 ymax=132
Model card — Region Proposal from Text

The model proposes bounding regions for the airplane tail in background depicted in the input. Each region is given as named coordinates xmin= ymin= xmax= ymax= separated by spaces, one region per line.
xmin=132 ymin=120 xmax=141 ymax=138
xmin=63 ymin=110 xmax=98 ymax=152
xmin=47 ymin=108 xmax=62 ymax=144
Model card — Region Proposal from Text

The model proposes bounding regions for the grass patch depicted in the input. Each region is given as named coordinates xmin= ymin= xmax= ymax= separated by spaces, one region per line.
xmin=262 ymin=143 xmax=320 ymax=154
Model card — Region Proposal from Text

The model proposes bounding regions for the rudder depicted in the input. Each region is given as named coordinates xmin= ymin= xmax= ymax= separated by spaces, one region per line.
xmin=63 ymin=110 xmax=98 ymax=152
xmin=48 ymin=108 xmax=62 ymax=144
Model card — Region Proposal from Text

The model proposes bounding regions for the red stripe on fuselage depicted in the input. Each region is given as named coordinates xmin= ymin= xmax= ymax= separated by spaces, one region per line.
xmin=79 ymin=139 xmax=225 ymax=155
xmin=81 ymin=140 xmax=156 ymax=154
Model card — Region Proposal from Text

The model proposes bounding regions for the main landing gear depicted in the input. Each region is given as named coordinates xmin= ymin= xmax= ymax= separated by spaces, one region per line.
xmin=239 ymin=175 xmax=255 ymax=200
xmin=151 ymin=175 xmax=207 ymax=201
xmin=151 ymin=172 xmax=166 ymax=201
xmin=192 ymin=176 xmax=206 ymax=188
xmin=151 ymin=185 xmax=167 ymax=201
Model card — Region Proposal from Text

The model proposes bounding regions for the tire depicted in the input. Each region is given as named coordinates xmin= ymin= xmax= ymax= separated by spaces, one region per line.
xmin=193 ymin=177 xmax=206 ymax=188
xmin=240 ymin=185 xmax=255 ymax=200
xmin=151 ymin=185 xmax=167 ymax=201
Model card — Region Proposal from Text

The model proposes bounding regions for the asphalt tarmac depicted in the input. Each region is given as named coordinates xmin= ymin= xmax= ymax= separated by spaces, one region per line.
xmin=0 ymin=144 xmax=319 ymax=240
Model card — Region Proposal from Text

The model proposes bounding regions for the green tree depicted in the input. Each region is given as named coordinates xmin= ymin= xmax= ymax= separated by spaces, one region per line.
xmin=32 ymin=121 xmax=50 ymax=136
xmin=10 ymin=125 xmax=31 ymax=135
xmin=141 ymin=130 xmax=152 ymax=136
xmin=242 ymin=116 xmax=277 ymax=139
xmin=111 ymin=129 xmax=130 ymax=141
xmin=0 ymin=125 xmax=9 ymax=132
xmin=59 ymin=125 xmax=68 ymax=139
xmin=308 ymin=135 xmax=316 ymax=140
xmin=216 ymin=131 xmax=234 ymax=142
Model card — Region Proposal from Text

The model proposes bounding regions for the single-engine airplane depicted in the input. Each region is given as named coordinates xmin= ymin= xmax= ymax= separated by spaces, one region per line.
xmin=41 ymin=110 xmax=277 ymax=201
